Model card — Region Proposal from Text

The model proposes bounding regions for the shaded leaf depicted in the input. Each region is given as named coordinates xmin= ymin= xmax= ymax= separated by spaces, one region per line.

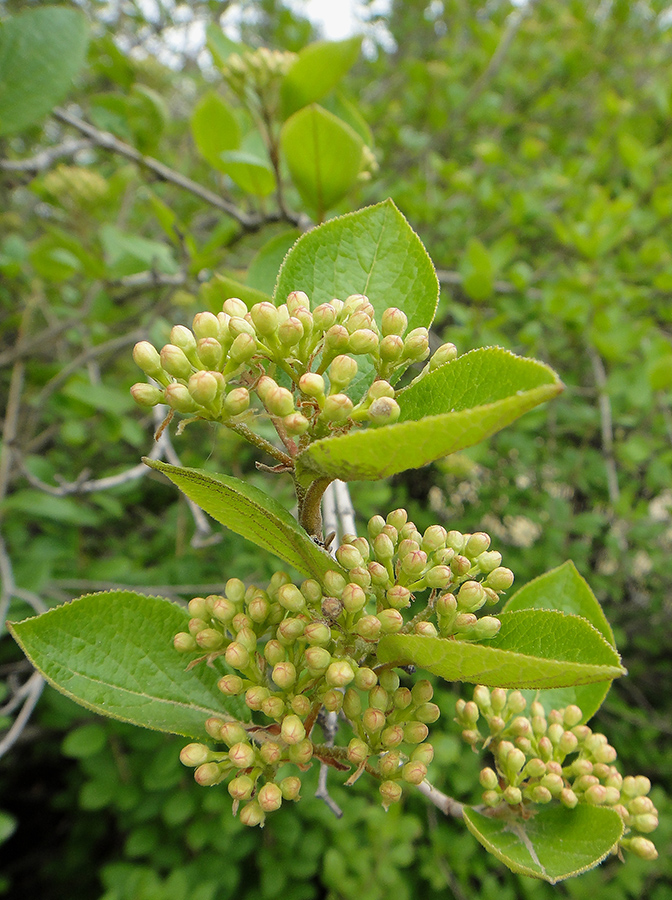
xmin=9 ymin=592 xmax=249 ymax=741
xmin=221 ymin=150 xmax=276 ymax=196
xmin=200 ymin=272 xmax=271 ymax=311
xmin=247 ymin=230 xmax=301 ymax=295
xmin=281 ymin=37 xmax=362 ymax=118
xmin=190 ymin=91 xmax=240 ymax=171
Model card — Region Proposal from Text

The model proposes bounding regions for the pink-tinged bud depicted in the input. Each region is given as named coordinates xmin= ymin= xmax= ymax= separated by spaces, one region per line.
xmin=323 ymin=569 xmax=347 ymax=596
xmin=354 ymin=615 xmax=380 ymax=641
xmin=276 ymin=617 xmax=304 ymax=645
xmin=400 ymin=549 xmax=427 ymax=576
xmin=485 ymin=567 xmax=515 ymax=592
xmin=286 ymin=290 xmax=310 ymax=313
xmin=414 ymin=621 xmax=438 ymax=638
xmin=368 ymin=382 xmax=395 ymax=402
xmin=260 ymin=742 xmax=282 ymax=765
xmin=368 ymin=397 xmax=400 ymax=426
xmin=562 ymin=705 xmax=583 ymax=728
xmin=322 ymin=393 xmax=354 ymax=423
xmin=488 ymin=688 xmax=506 ymax=713
xmin=394 ymin=687 xmax=412 ymax=710
xmin=263 ymin=640 xmax=286 ymax=666
xmin=174 ymin=632 xmax=197 ymax=652
xmin=195 ymin=628 xmax=224 ymax=651
xmin=457 ymin=581 xmax=487 ymax=612
xmin=324 ymin=324 xmax=350 ymax=354
xmin=219 ymin=722 xmax=247 ymax=746
xmin=381 ymin=307 xmax=408 ymax=337
xmin=336 ymin=543 xmax=363 ymax=569
xmin=381 ymin=725 xmax=404 ymax=748
xmin=412 ymin=680 xmax=434 ymax=704
xmin=540 ymin=773 xmax=564 ymax=797
xmin=258 ymin=781 xmax=283 ymax=812
xmin=367 ymin=562 xmax=390 ymax=588
xmin=280 ymin=714 xmax=305 ymax=745
xmin=558 ymin=787 xmax=578 ymax=809
xmin=483 ymin=587 xmax=500 ymax=605
xmin=169 ymin=325 xmax=198 ymax=357
xmin=378 ymin=608 xmax=404 ymax=633
xmin=404 ymin=721 xmax=429 ymax=744
xmin=255 ymin=376 xmax=277 ymax=404
xmin=247 ymin=595 xmax=269 ymax=623
xmin=195 ymin=762 xmax=222 ymax=786
xmin=344 ymin=309 xmax=372 ymax=334
xmin=538 ymin=736 xmax=553 ymax=761
xmin=627 ymin=837 xmax=658 ymax=860
xmin=380 ymin=780 xmax=403 ymax=809
xmin=402 ymin=761 xmax=427 ymax=785
xmin=298 ymin=374 xmax=325 ymax=404
xmin=384 ymin=585 xmax=410 ymax=610
xmin=245 ymin=686 xmax=270 ymax=711
xmin=133 ymin=341 xmax=163 ymax=378
xmin=476 ymin=551 xmax=502 ymax=574
xmin=347 ymin=738 xmax=370 ymax=765
xmin=228 ymin=316 xmax=255 ymax=338
xmin=372 ymin=533 xmax=395 ymax=563
xmin=289 ymin=738 xmax=314 ymax=765
xmin=479 ymin=767 xmax=499 ymax=790
xmin=379 ymin=752 xmax=402 ymax=779
xmin=547 ymin=723 xmax=564 ymax=745
xmin=250 ymin=302 xmax=279 ymax=336
xmin=451 ymin=555 xmax=471 ymax=577
xmin=278 ymin=316 xmax=304 ymax=346
xmin=304 ymin=622 xmax=331 ymax=645
xmin=326 ymin=660 xmax=355 ymax=688
xmin=558 ymin=730 xmax=578 ymax=755
xmin=630 ymin=796 xmax=655 ymax=815
xmin=527 ymin=785 xmax=552 ymax=804
xmin=239 ymin=800 xmax=265 ymax=828
xmin=228 ymin=774 xmax=255 ymax=801
xmin=429 ymin=342 xmax=458 ymax=370
xmin=349 ymin=328 xmax=378 ymax=355
xmin=280 ymin=775 xmax=302 ymax=801
xmin=229 ymin=332 xmax=256 ymax=363
xmin=482 ymin=790 xmax=500 ymax=807
xmin=623 ymin=775 xmax=651 ymax=797
xmin=398 ymin=537 xmax=419 ymax=557
xmin=415 ymin=702 xmax=440 ymax=724
xmin=222 ymin=297 xmax=247 ymax=317
xmin=420 ymin=527 xmax=446 ymax=555
xmin=633 ymin=813 xmax=659 ymax=833
xmin=161 ymin=343 xmax=192 ymax=379
xmin=342 ymin=688 xmax=362 ymax=720
xmin=277 ymin=583 xmax=305 ymax=612
xmin=196 ymin=337 xmax=223 ymax=370
xmin=378 ymin=333 xmax=404 ymax=364
xmin=602 ymin=786 xmax=621 ymax=807
xmin=180 ymin=743 xmax=211 ymax=767
xmin=328 ymin=354 xmax=358 ymax=390
xmin=218 ymin=675 xmax=244 ymax=697
xmin=225 ymin=641 xmax=250 ymax=670
xmin=436 ymin=593 xmax=457 ymax=619
xmin=503 ymin=785 xmax=522 ymax=806
xmin=354 ymin=667 xmax=378 ymax=692
xmin=192 ymin=311 xmax=220 ymax=340
xmin=165 ymin=383 xmax=199 ymax=414
xmin=585 ymin=784 xmax=608 ymax=805
xmin=131 ymin=382 xmax=163 ymax=407
xmin=304 ymin=646 xmax=331 ymax=673
xmin=322 ymin=689 xmax=344 ymax=712
xmin=402 ymin=327 xmax=430 ymax=362
xmin=271 ymin=661 xmax=296 ymax=690
xmin=313 ymin=303 xmax=337 ymax=332
xmin=236 ymin=626 xmax=257 ymax=653
xmin=340 ymin=583 xmax=366 ymax=613
xmin=465 ymin=532 xmax=491 ymax=558
xmin=188 ymin=371 xmax=219 ymax=406
xmin=593 ymin=743 xmax=618 ymax=764
xmin=290 ymin=695 xmax=310 ymax=717
xmin=229 ymin=741 xmax=256 ymax=768
xmin=362 ymin=707 xmax=386 ymax=734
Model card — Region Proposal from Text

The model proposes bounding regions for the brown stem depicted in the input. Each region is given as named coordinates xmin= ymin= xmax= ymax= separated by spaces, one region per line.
xmin=225 ymin=422 xmax=293 ymax=467
xmin=296 ymin=476 xmax=333 ymax=540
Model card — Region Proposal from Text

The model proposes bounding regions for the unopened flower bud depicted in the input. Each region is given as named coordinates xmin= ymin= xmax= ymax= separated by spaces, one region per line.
xmin=218 ymin=674 xmax=244 ymax=696
xmin=229 ymin=316 xmax=258 ymax=338
xmin=380 ymin=780 xmax=403 ymax=809
xmin=349 ymin=328 xmax=378 ymax=355
xmin=414 ymin=622 xmax=438 ymax=637
xmin=228 ymin=741 xmax=255 ymax=768
xmin=239 ymin=800 xmax=265 ymax=827
xmin=457 ymin=581 xmax=487 ymax=612
xmin=429 ymin=342 xmax=458 ymax=369
xmin=271 ymin=661 xmax=296 ymax=690
xmin=280 ymin=715 xmax=305 ymax=745
xmin=368 ymin=396 xmax=401 ymax=426
xmin=355 ymin=667 xmax=378 ymax=691
xmin=402 ymin=761 xmax=427 ymax=785
xmin=312 ymin=302 xmax=337 ymax=331
xmin=381 ymin=307 xmax=408 ymax=337
xmin=304 ymin=646 xmax=331 ymax=673
xmin=386 ymin=585 xmax=411 ymax=610
xmin=180 ymin=743 xmax=211 ymax=767
xmin=196 ymin=337 xmax=223 ymax=370
xmin=403 ymin=721 xmax=429 ymax=744
xmin=188 ymin=370 xmax=219 ymax=406
xmin=322 ymin=689 xmax=343 ymax=712
xmin=250 ymin=301 xmax=279 ymax=336
xmin=304 ymin=622 xmax=331 ymax=645
xmin=379 ymin=334 xmax=404 ymax=363
xmin=228 ymin=774 xmax=255 ymax=801
xmin=322 ymin=393 xmax=354 ymax=423
xmin=377 ymin=608 xmax=404 ymax=633
xmin=451 ymin=555 xmax=471 ymax=577
xmin=222 ymin=297 xmax=247 ymax=317
xmin=326 ymin=659 xmax=355 ymax=687
xmin=627 ymin=836 xmax=658 ymax=860
xmin=415 ymin=702 xmax=440 ymax=724
xmin=225 ymin=641 xmax=249 ymax=670
xmin=476 ymin=551 xmax=502 ymax=574
xmin=133 ymin=341 xmax=163 ymax=378
xmin=324 ymin=324 xmax=350 ymax=354
xmin=221 ymin=387 xmax=249 ymax=417
xmin=347 ymin=738 xmax=369 ymax=764
xmin=503 ymin=785 xmax=522 ymax=806
xmin=131 ymin=382 xmax=164 ymax=407
xmin=229 ymin=332 xmax=256 ymax=363
xmin=161 ymin=344 xmax=193 ymax=380
xmin=400 ymin=549 xmax=427 ymax=576
xmin=485 ymin=567 xmax=515 ymax=592
xmin=276 ymin=617 xmax=304 ymax=645
xmin=368 ymin=381 xmax=395 ymax=401
xmin=299 ymin=372 xmax=325 ymax=399
xmin=245 ymin=686 xmax=270 ymax=711
xmin=278 ymin=776 xmax=301 ymax=802
xmin=195 ymin=762 xmax=223 ymax=786
xmin=402 ymin=327 xmax=430 ymax=362
xmin=480 ymin=767 xmax=499 ymax=790
xmin=363 ymin=707 xmax=386 ymax=734
xmin=329 ymin=354 xmax=358 ymax=390
xmin=277 ymin=583 xmax=305 ymax=612
xmin=174 ymin=632 xmax=197 ymax=652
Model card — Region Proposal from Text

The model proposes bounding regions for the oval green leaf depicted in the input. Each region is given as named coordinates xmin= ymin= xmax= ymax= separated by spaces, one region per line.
xmin=377 ymin=609 xmax=625 ymax=689
xmin=0 ymin=7 xmax=89 ymax=135
xmin=296 ymin=348 xmax=562 ymax=483
xmin=200 ymin=272 xmax=271 ymax=312
xmin=221 ymin=150 xmax=276 ymax=197
xmin=280 ymin=37 xmax=362 ymax=118
xmin=502 ymin=561 xmax=616 ymax=720
xmin=8 ymin=591 xmax=249 ymax=741
xmin=144 ymin=459 xmax=339 ymax=581
xmin=280 ymin=104 xmax=364 ymax=219
xmin=247 ymin=229 xmax=301 ymax=295
xmin=190 ymin=91 xmax=240 ymax=171
xmin=463 ymin=805 xmax=624 ymax=883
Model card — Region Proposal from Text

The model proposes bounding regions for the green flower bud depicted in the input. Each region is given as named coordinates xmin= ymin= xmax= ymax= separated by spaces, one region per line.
xmin=131 ymin=382 xmax=163 ymax=407
xmin=503 ymin=785 xmax=522 ymax=806
xmin=402 ymin=327 xmax=429 ymax=362
xmin=313 ymin=302 xmax=337 ymax=331
xmin=482 ymin=790 xmax=500 ymax=807
xmin=379 ymin=334 xmax=404 ymax=362
xmin=272 ymin=661 xmax=297 ymax=690
xmin=368 ymin=396 xmax=400 ymax=426
xmin=299 ymin=579 xmax=322 ymax=606
xmin=622 ymin=775 xmax=651 ymax=798
xmin=404 ymin=721 xmax=429 ymax=744
xmin=260 ymin=742 xmax=282 ymax=765
xmin=348 ymin=565 xmax=372 ymax=588
xmin=480 ymin=767 xmax=499 ymax=790
xmin=402 ymin=761 xmax=427 ymax=785
xmin=280 ymin=715 xmax=305 ymax=745
xmin=196 ymin=337 xmax=223 ymax=371
xmin=475 ymin=551 xmax=502 ymax=574
xmin=368 ymin=382 xmax=396 ymax=402
xmin=165 ymin=383 xmax=199 ymax=414
xmin=239 ymin=800 xmax=265 ymax=828
xmin=290 ymin=695 xmax=310 ymax=717
xmin=593 ymin=743 xmax=618 ymax=764
xmin=229 ymin=741 xmax=256 ymax=768
xmin=343 ymin=688 xmax=362 ymax=720
xmin=161 ymin=344 xmax=192 ymax=379
xmin=245 ymin=686 xmax=270 ymax=711
xmin=369 ymin=685 xmax=389 ymax=711
xmin=381 ymin=725 xmax=404 ymax=748
xmin=228 ymin=317 xmax=255 ymax=339
xmin=276 ymin=617 xmax=305 ymax=645
xmin=323 ymin=569 xmax=347 ymax=597
xmin=373 ymin=534 xmax=396 ymax=565
xmin=457 ymin=581 xmax=487 ymax=612
xmin=378 ymin=608 xmax=404 ymax=633
xmin=277 ymin=316 xmax=304 ymax=346
xmin=133 ymin=341 xmax=163 ymax=378
xmin=562 ymin=705 xmax=583 ymax=728
xmin=324 ymin=324 xmax=350 ymax=353
xmin=321 ymin=393 xmax=354 ymax=423
xmin=195 ymin=762 xmax=224 ymax=786
xmin=629 ymin=795 xmax=655 ymax=815
xmin=329 ymin=354 xmax=358 ymax=390
xmin=355 ymin=667 xmax=378 ymax=691
xmin=193 ymin=311 xmax=220 ymax=340
xmin=304 ymin=646 xmax=331 ymax=673
xmin=410 ymin=682 xmax=433 ymax=706
xmin=362 ymin=706 xmax=386 ymax=734
xmin=247 ymin=595 xmax=269 ymax=624
xmin=558 ymin=787 xmax=578 ymax=809
xmin=429 ymin=342 xmax=458 ymax=370
xmin=286 ymin=290 xmax=310 ymax=313
xmin=277 ymin=583 xmax=305 ymax=613
xmin=180 ymin=743 xmax=211 ymax=767
xmin=299 ymin=372 xmax=325 ymax=399
xmin=336 ymin=543 xmax=363 ymax=569
xmin=584 ymin=784 xmax=607 ymax=805
xmin=436 ymin=592 xmax=458 ymax=617
xmin=229 ymin=332 xmax=256 ymax=363
xmin=414 ymin=621 xmax=438 ymax=637
xmin=220 ymin=722 xmax=248 ymax=746
xmin=280 ymin=776 xmax=302 ymax=801
xmin=225 ymin=641 xmax=249 ymax=670
xmin=188 ymin=617 xmax=207 ymax=637
xmin=465 ymin=533 xmax=491 ymax=558
xmin=218 ymin=674 xmax=244 ymax=696
xmin=221 ymin=387 xmax=249 ymax=417
xmin=344 ymin=309 xmax=373 ymax=334
xmin=228 ymin=774 xmax=255 ymax=801
xmin=169 ymin=325 xmax=198 ymax=358
xmin=250 ymin=301 xmax=279 ymax=336
xmin=326 ymin=660 xmax=356 ymax=688
xmin=400 ymin=549 xmax=427 ymax=576
xmin=322 ymin=689 xmax=344 ymax=712
xmin=633 ymin=813 xmax=659 ymax=833
xmin=288 ymin=738 xmax=314 ymax=766
xmin=349 ymin=328 xmax=378 ymax=355
xmin=411 ymin=743 xmax=435 ymax=766
xmin=450 ymin=555 xmax=471 ymax=577
xmin=263 ymin=639 xmax=286 ymax=666
xmin=188 ymin=371 xmax=219 ymax=406
xmin=285 ymin=412 xmax=311 ymax=435
xmin=304 ymin=622 xmax=331 ymax=645
xmin=391 ymin=688 xmax=411 ymax=711
xmin=222 ymin=297 xmax=247 ymax=317
xmin=485 ymin=567 xmax=515 ymax=592
xmin=174 ymin=632 xmax=197 ymax=652
xmin=341 ymin=582 xmax=367 ymax=613
xmin=195 ymin=628 xmax=224 ymax=651
xmin=380 ymin=780 xmax=403 ymax=809
xmin=386 ymin=585 xmax=411 ymax=609
xmin=415 ymin=702 xmax=440 ymax=724
xmin=381 ymin=307 xmax=408 ymax=337
xmin=626 ymin=837 xmax=658 ymax=860
xmin=347 ymin=738 xmax=370 ymax=765
xmin=420 ymin=525 xmax=446 ymax=554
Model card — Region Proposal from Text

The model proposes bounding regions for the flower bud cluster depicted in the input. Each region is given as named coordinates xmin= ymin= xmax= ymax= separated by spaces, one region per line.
xmin=222 ymin=48 xmax=297 ymax=114
xmin=456 ymin=686 xmax=659 ymax=861
xmin=174 ymin=510 xmax=513 ymax=826
xmin=131 ymin=293 xmax=457 ymax=446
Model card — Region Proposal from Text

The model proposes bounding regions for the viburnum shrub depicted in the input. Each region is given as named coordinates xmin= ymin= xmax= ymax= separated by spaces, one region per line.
xmin=9 ymin=202 xmax=658 ymax=883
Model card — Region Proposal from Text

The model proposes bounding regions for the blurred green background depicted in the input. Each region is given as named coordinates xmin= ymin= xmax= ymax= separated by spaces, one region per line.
xmin=1 ymin=1 xmax=670 ymax=897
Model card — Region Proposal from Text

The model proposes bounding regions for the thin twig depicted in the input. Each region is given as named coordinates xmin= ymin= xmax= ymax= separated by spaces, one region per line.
xmin=0 ymin=138 xmax=92 ymax=173
xmin=435 ymin=269 xmax=543 ymax=300
xmin=588 ymin=345 xmax=620 ymax=506
xmin=314 ymin=710 xmax=343 ymax=818
xmin=0 ymin=672 xmax=45 ymax=758
xmin=415 ymin=780 xmax=465 ymax=818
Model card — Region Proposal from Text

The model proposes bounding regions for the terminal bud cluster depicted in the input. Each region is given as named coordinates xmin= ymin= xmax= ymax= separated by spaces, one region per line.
xmin=175 ymin=514 xmax=512 ymax=827
xmin=456 ymin=685 xmax=659 ymax=861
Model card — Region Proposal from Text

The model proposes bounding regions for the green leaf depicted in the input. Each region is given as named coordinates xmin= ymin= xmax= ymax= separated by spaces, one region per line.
xmin=99 ymin=224 xmax=178 ymax=278
xmin=61 ymin=723 xmax=108 ymax=759
xmin=649 ymin=353 xmax=672 ymax=391
xmin=281 ymin=104 xmax=364 ymax=218
xmin=463 ymin=805 xmax=623 ymax=883
xmin=190 ymin=91 xmax=240 ymax=172
xmin=296 ymin=348 xmax=562 ymax=483
xmin=144 ymin=459 xmax=340 ymax=581
xmin=199 ymin=272 xmax=271 ymax=312
xmin=0 ymin=490 xmax=101 ymax=527
xmin=0 ymin=7 xmax=89 ymax=135
xmin=275 ymin=200 xmax=438 ymax=331
xmin=460 ymin=238 xmax=495 ymax=301
xmin=0 ymin=812 xmax=16 ymax=846
xmin=9 ymin=592 xmax=249 ymax=741
xmin=502 ymin=561 xmax=616 ymax=721
xmin=280 ymin=37 xmax=362 ymax=118
xmin=205 ymin=24 xmax=247 ymax=67
xmin=247 ymin=230 xmax=301 ymax=295
xmin=220 ymin=150 xmax=276 ymax=197
xmin=377 ymin=609 xmax=625 ymax=689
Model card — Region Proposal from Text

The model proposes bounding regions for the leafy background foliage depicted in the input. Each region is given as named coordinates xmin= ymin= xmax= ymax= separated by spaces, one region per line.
xmin=1 ymin=0 xmax=671 ymax=898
